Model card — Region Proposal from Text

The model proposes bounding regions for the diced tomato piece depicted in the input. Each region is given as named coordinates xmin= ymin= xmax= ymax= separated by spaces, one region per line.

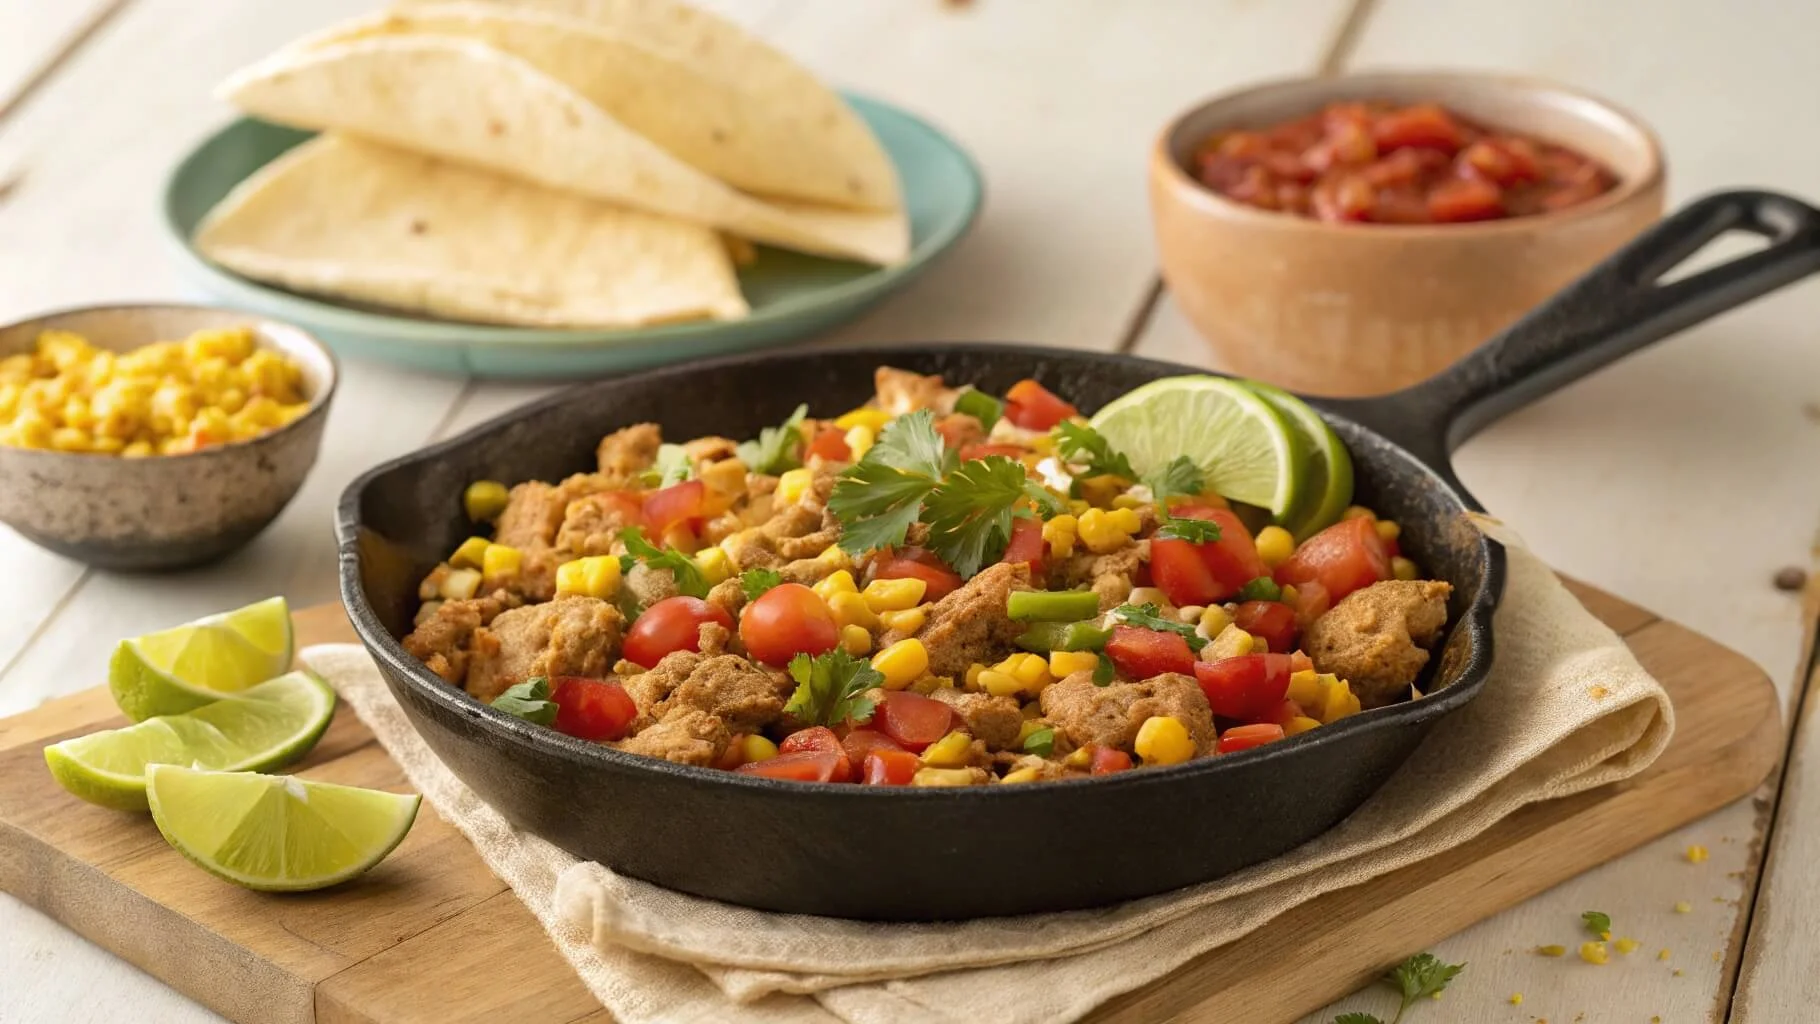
xmin=715 ymin=737 xmax=749 ymax=770
xmin=549 ymin=677 xmax=638 ymax=742
xmin=1373 ymin=103 xmax=1465 ymax=153
xmin=1458 ymin=139 xmax=1539 ymax=186
xmin=736 ymin=750 xmax=847 ymax=782
xmin=1269 ymin=699 xmax=1304 ymax=727
xmin=1217 ymin=723 xmax=1286 ymax=754
xmin=875 ymin=547 xmax=964 ymax=602
xmin=642 ymin=480 xmax=707 ymax=536
xmin=779 ymin=726 xmax=853 ymax=782
xmin=739 ymin=582 xmax=839 ymax=666
xmin=958 ymin=442 xmax=1027 ymax=462
xmin=841 ymin=727 xmax=905 ymax=768
xmin=862 ymin=749 xmax=921 ymax=786
xmin=806 ymin=426 xmax=852 ymax=463
xmin=1312 ymin=175 xmax=1376 ymax=223
xmin=1151 ymin=506 xmax=1269 ymax=606
xmin=998 ymin=516 xmax=1046 ymax=575
xmin=1274 ymin=517 xmax=1392 ymax=603
xmin=935 ymin=413 xmax=988 ymax=452
xmin=1288 ymin=580 xmax=1332 ymax=628
xmin=623 ymin=596 xmax=734 ymax=667
xmin=875 ymin=691 xmax=955 ymax=752
xmin=1428 ymin=176 xmax=1504 ymax=223
xmin=1090 ymin=746 xmax=1134 ymax=775
xmin=1232 ymin=601 xmax=1298 ymax=653
xmin=1150 ymin=537 xmax=1223 ymax=607
xmin=1105 ymin=626 xmax=1196 ymax=679
xmin=1003 ymin=379 xmax=1078 ymax=431
xmin=1193 ymin=654 xmax=1295 ymax=722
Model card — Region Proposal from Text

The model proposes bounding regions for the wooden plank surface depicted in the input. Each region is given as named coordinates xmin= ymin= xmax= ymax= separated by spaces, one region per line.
xmin=0 ymin=590 xmax=1777 ymax=1024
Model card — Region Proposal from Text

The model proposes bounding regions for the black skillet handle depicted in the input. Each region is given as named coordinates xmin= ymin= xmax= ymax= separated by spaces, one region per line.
xmin=1352 ymin=190 xmax=1820 ymax=466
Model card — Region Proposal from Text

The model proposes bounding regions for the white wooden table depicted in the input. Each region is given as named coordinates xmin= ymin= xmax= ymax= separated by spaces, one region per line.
xmin=3 ymin=1 xmax=1817 ymax=1020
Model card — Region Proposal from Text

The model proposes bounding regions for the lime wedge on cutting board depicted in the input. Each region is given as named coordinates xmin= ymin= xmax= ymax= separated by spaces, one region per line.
xmin=1239 ymin=381 xmax=1354 ymax=540
xmin=109 ymin=596 xmax=293 ymax=721
xmin=146 ymin=765 xmax=419 ymax=892
xmin=1089 ymin=376 xmax=1305 ymax=518
xmin=45 ymin=671 xmax=335 ymax=811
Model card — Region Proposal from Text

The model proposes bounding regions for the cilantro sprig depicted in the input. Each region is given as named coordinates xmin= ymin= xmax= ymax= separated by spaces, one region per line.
xmin=618 ymin=525 xmax=710 ymax=598
xmin=491 ymin=678 xmax=558 ymax=725
xmin=1333 ymin=952 xmax=1466 ymax=1024
xmin=740 ymin=568 xmax=784 ymax=602
xmin=784 ymin=649 xmax=882 ymax=727
xmin=737 ymin=403 xmax=809 ymax=476
xmin=1053 ymin=421 xmax=1136 ymax=480
xmin=1582 ymin=910 xmax=1612 ymax=939
xmin=1112 ymin=603 xmax=1208 ymax=653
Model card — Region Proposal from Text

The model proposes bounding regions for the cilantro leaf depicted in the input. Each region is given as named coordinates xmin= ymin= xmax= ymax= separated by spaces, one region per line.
xmin=1022 ymin=479 xmax=1064 ymax=517
xmin=1237 ymin=576 xmax=1282 ymax=602
xmin=1145 ymin=455 xmax=1206 ymax=505
xmin=491 ymin=677 xmax=558 ymax=725
xmin=1156 ymin=516 xmax=1222 ymax=543
xmin=740 ymin=568 xmax=784 ymax=602
xmin=922 ymin=455 xmax=1033 ymax=576
xmin=1022 ymin=726 xmax=1055 ymax=757
xmin=866 ymin=408 xmax=949 ymax=478
xmin=641 ymin=443 xmax=693 ymax=487
xmin=1381 ymin=953 xmax=1465 ymax=1019
xmin=619 ymin=525 xmax=710 ymax=598
xmin=830 ymin=460 xmax=937 ymax=555
xmin=784 ymin=649 xmax=882 ymax=727
xmin=1333 ymin=1014 xmax=1384 ymax=1024
xmin=1092 ymin=653 xmax=1116 ymax=686
xmin=1113 ymin=603 xmax=1209 ymax=653
xmin=737 ymin=403 xmax=809 ymax=476
xmin=1582 ymin=910 xmax=1612 ymax=938
xmin=1053 ymin=421 xmax=1136 ymax=480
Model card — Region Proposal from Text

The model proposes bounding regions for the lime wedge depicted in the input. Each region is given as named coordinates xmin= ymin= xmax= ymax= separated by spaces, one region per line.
xmin=46 ymin=672 xmax=335 ymax=811
xmin=1239 ymin=381 xmax=1354 ymax=540
xmin=146 ymin=765 xmax=419 ymax=892
xmin=110 ymin=596 xmax=293 ymax=721
xmin=1089 ymin=376 xmax=1306 ymax=518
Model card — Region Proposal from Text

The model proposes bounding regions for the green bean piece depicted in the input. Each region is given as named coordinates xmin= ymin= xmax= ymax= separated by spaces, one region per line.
xmin=1007 ymin=589 xmax=1103 ymax=622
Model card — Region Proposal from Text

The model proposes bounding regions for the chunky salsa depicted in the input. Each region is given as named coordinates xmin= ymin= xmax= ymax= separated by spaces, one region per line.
xmin=1192 ymin=100 xmax=1617 ymax=224
xmin=403 ymin=368 xmax=1452 ymax=786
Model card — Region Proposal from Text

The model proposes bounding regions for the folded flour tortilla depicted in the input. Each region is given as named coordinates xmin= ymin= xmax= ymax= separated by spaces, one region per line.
xmin=194 ymin=134 xmax=748 ymax=327
xmin=315 ymin=3 xmax=899 ymax=213
xmin=218 ymin=36 xmax=909 ymax=266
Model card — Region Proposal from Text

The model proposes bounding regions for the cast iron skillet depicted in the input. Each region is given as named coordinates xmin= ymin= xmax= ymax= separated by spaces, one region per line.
xmin=337 ymin=190 xmax=1820 ymax=920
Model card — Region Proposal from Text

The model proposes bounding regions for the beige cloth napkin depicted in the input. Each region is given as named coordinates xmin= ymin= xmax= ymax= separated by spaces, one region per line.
xmin=298 ymin=517 xmax=1674 ymax=1024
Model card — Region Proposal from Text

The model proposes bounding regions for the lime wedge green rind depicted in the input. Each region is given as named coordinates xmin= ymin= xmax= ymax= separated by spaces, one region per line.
xmin=110 ymin=596 xmax=293 ymax=721
xmin=1238 ymin=380 xmax=1355 ymax=540
xmin=1088 ymin=375 xmax=1306 ymax=518
xmin=45 ymin=671 xmax=335 ymax=811
xmin=146 ymin=765 xmax=420 ymax=892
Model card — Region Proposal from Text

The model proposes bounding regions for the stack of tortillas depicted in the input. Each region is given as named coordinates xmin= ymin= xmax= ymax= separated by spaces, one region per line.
xmin=195 ymin=0 xmax=909 ymax=328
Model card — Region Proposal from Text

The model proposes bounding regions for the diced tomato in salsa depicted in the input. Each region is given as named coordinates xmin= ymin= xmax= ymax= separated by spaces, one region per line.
xmin=875 ymin=547 xmax=964 ymax=602
xmin=737 ymin=750 xmax=847 ymax=782
xmin=1003 ymin=379 xmax=1078 ymax=431
xmin=862 ymin=749 xmax=921 ymax=786
xmin=643 ymin=480 xmax=706 ymax=536
xmin=779 ymin=726 xmax=852 ymax=782
xmin=998 ymin=516 xmax=1046 ymax=575
xmin=1217 ymin=723 xmax=1286 ymax=754
xmin=1274 ymin=516 xmax=1392 ymax=604
xmin=807 ymin=426 xmax=852 ymax=462
xmin=1149 ymin=506 xmax=1267 ymax=606
xmin=1232 ymin=600 xmax=1298 ymax=653
xmin=1090 ymin=746 xmax=1134 ymax=775
xmin=1194 ymin=654 xmax=1295 ymax=722
xmin=1105 ymin=626 xmax=1196 ymax=679
xmin=549 ymin=677 xmax=638 ymax=742
xmin=841 ymin=728 xmax=906 ymax=768
xmin=874 ymin=691 xmax=955 ymax=752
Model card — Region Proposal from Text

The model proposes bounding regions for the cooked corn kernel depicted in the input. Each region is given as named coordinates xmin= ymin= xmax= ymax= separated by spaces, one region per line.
xmin=1392 ymin=556 xmax=1420 ymax=581
xmin=872 ymin=639 xmax=929 ymax=690
xmin=1076 ymin=474 xmax=1124 ymax=507
xmin=834 ymin=407 xmax=891 ymax=432
xmin=440 ymin=567 xmax=482 ymax=601
xmin=1062 ymin=747 xmax=1093 ymax=769
xmin=1003 ymin=652 xmax=1052 ymax=690
xmin=1316 ymin=675 xmax=1362 ymax=723
xmin=1375 ymin=519 xmax=1402 ymax=543
xmin=450 ymin=536 xmax=491 ymax=569
xmin=1107 ymin=507 xmax=1141 ymax=533
xmin=1176 ymin=604 xmax=1206 ymax=624
xmin=843 ymin=424 xmax=877 ymax=459
xmin=978 ymin=669 xmax=1022 ymax=698
xmin=1343 ymin=505 xmax=1376 ymax=521
xmin=1042 ymin=514 xmax=1078 ymax=558
xmin=1134 ymin=716 xmax=1194 ymax=765
xmin=1000 ymin=767 xmax=1043 ymax=784
xmin=1016 ymin=718 xmax=1049 ymax=745
xmin=829 ymin=592 xmax=879 ymax=630
xmin=813 ymin=570 xmax=858 ymax=601
xmin=556 ymin=556 xmax=622 ymax=599
xmin=1198 ymin=605 xmax=1232 ymax=638
xmin=840 ymin=623 xmax=872 ymax=656
xmin=1077 ymin=507 xmax=1138 ymax=553
xmin=863 ymin=577 xmax=926 ymax=612
xmin=1686 ymin=845 xmax=1709 ymax=863
xmin=1658 ymin=949 xmax=1672 ymax=960
xmin=1206 ymin=624 xmax=1253 ymax=661
xmin=814 ymin=543 xmax=853 ymax=570
xmin=1509 ymin=994 xmax=1523 ymax=1006
xmin=1615 ymin=938 xmax=1640 ymax=955
xmin=912 ymin=767 xmax=977 ymax=787
xmin=1279 ymin=584 xmax=1299 ymax=606
xmin=964 ymin=662 xmax=987 ymax=689
xmin=660 ymin=523 xmax=699 ymax=554
xmin=1580 ymin=941 xmax=1609 ymax=965
xmin=1250 ymin=526 xmax=1295 ymax=570
xmin=1049 ymin=650 xmax=1099 ymax=677
xmin=776 ymin=467 xmax=814 ymax=505
xmin=908 ymin=674 xmax=950 ymax=695
xmin=482 ymin=543 xmax=522 ymax=581
xmin=1110 ymin=492 xmax=1143 ymax=510
xmin=1285 ymin=669 xmax=1322 ymax=710
xmin=737 ymin=734 xmax=779 ymax=764
xmin=699 ymin=457 xmax=746 ymax=496
xmin=1674 ymin=901 xmax=1692 ymax=914
xmin=693 ymin=546 xmax=733 ymax=585
xmin=879 ymin=607 xmax=928 ymax=634
xmin=922 ymin=730 xmax=974 ymax=767
xmin=1065 ymin=499 xmax=1091 ymax=516
xmin=1283 ymin=715 xmax=1321 ymax=736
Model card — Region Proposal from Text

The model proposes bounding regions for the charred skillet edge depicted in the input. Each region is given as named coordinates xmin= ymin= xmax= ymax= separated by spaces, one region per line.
xmin=333 ymin=341 xmax=1502 ymax=798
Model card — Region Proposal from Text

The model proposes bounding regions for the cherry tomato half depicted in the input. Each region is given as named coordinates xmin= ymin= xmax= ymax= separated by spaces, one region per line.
xmin=1232 ymin=600 xmax=1298 ymax=653
xmin=549 ymin=677 xmax=639 ymax=742
xmin=736 ymin=750 xmax=847 ymax=782
xmin=863 ymin=749 xmax=922 ymax=786
xmin=1217 ymin=723 xmax=1286 ymax=754
xmin=1274 ymin=516 xmax=1391 ymax=604
xmin=1104 ymin=626 xmax=1196 ymax=680
xmin=874 ymin=547 xmax=964 ymax=603
xmin=1003 ymin=379 xmax=1078 ymax=431
xmin=739 ymin=583 xmax=840 ymax=666
xmin=623 ymin=596 xmax=734 ymax=667
xmin=1090 ymin=746 xmax=1134 ymax=775
xmin=841 ymin=728 xmax=906 ymax=768
xmin=874 ymin=691 xmax=955 ymax=752
xmin=643 ymin=480 xmax=707 ymax=536
xmin=779 ymin=726 xmax=853 ymax=782
xmin=1193 ymin=654 xmax=1295 ymax=723
xmin=807 ymin=426 xmax=852 ymax=463
xmin=1150 ymin=506 xmax=1266 ymax=606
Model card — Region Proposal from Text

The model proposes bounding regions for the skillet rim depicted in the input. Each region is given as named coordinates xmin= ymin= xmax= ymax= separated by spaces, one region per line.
xmin=334 ymin=342 xmax=1503 ymax=799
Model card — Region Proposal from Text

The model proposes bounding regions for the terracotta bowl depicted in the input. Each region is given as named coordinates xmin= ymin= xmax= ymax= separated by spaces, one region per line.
xmin=1149 ymin=71 xmax=1666 ymax=396
xmin=0 ymin=304 xmax=337 ymax=570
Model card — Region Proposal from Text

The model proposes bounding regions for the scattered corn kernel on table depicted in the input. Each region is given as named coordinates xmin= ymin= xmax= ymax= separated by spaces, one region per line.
xmin=3 ymin=1 xmax=1819 ymax=1021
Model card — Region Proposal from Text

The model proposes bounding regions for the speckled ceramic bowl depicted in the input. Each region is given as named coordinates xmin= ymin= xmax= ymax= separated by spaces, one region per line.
xmin=0 ymin=304 xmax=337 ymax=570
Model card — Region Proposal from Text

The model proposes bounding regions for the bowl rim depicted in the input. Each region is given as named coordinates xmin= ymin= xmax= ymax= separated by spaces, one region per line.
xmin=1151 ymin=68 xmax=1667 ymax=238
xmin=336 ymin=341 xmax=1498 ymax=801
xmin=0 ymin=300 xmax=340 ymax=463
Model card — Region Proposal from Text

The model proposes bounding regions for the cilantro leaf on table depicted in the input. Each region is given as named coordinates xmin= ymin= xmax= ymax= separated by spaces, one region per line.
xmin=740 ymin=568 xmax=784 ymax=602
xmin=1112 ymin=603 xmax=1209 ymax=653
xmin=785 ymin=649 xmax=882 ymax=727
xmin=1333 ymin=1014 xmax=1384 ymax=1024
xmin=1053 ymin=421 xmax=1136 ymax=480
xmin=737 ymin=403 xmax=809 ymax=476
xmin=641 ymin=443 xmax=693 ymax=487
xmin=922 ymin=456 xmax=1037 ymax=576
xmin=491 ymin=677 xmax=558 ymax=725
xmin=1155 ymin=516 xmax=1222 ymax=543
xmin=1380 ymin=953 xmax=1465 ymax=1022
xmin=619 ymin=525 xmax=710 ymax=598
xmin=1582 ymin=910 xmax=1612 ymax=938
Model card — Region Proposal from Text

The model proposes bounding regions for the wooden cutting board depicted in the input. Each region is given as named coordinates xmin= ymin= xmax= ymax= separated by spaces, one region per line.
xmin=0 ymin=585 xmax=1782 ymax=1024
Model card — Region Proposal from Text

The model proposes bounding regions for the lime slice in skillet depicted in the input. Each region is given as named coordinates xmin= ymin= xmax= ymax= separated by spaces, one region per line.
xmin=1089 ymin=376 xmax=1305 ymax=519
xmin=1238 ymin=381 xmax=1354 ymax=540
xmin=109 ymin=597 xmax=293 ymax=721
xmin=45 ymin=671 xmax=336 ymax=811
xmin=146 ymin=765 xmax=418 ymax=892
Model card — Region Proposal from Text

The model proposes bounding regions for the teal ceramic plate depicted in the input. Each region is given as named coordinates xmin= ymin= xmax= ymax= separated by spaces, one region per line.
xmin=161 ymin=95 xmax=981 ymax=378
